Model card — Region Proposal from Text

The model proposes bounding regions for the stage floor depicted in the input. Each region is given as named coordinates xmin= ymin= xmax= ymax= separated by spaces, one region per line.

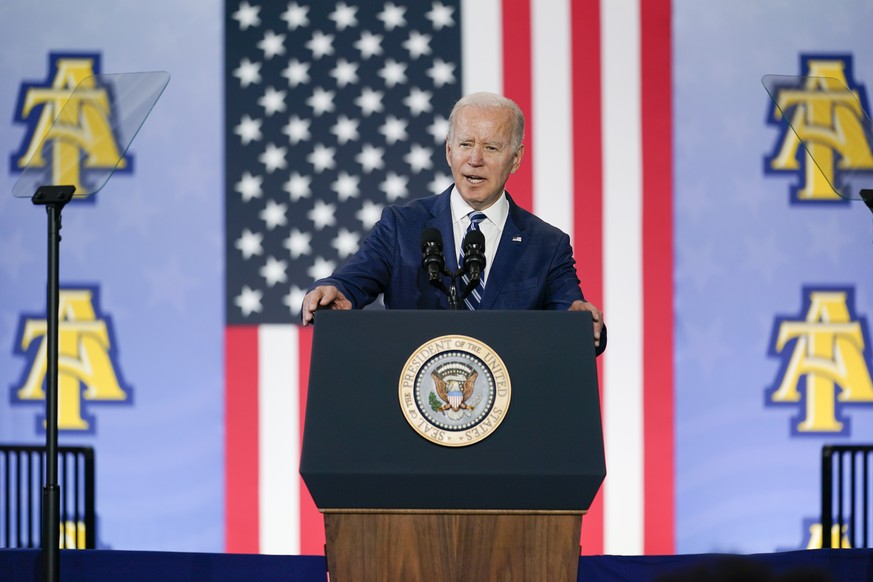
xmin=2 ymin=548 xmax=870 ymax=581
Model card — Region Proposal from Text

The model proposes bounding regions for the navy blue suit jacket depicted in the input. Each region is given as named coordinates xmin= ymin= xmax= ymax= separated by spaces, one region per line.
xmin=314 ymin=187 xmax=589 ymax=311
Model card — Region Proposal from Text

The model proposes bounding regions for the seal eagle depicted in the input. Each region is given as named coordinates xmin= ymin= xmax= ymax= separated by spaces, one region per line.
xmin=432 ymin=371 xmax=477 ymax=412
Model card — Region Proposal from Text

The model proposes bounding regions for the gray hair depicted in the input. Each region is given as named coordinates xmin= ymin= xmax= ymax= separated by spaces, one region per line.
xmin=446 ymin=92 xmax=525 ymax=152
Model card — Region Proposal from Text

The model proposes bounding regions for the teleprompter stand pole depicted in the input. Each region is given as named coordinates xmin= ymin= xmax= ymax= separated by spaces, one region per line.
xmin=32 ymin=185 xmax=75 ymax=582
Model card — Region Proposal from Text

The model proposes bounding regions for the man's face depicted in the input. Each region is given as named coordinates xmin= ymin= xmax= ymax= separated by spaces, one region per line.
xmin=445 ymin=106 xmax=524 ymax=210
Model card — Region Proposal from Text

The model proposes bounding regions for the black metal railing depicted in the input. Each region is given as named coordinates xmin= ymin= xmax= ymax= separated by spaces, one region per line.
xmin=821 ymin=444 xmax=873 ymax=549
xmin=0 ymin=445 xmax=95 ymax=549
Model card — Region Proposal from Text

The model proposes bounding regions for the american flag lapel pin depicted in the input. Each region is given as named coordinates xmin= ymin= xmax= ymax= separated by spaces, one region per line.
xmin=512 ymin=236 xmax=522 ymax=242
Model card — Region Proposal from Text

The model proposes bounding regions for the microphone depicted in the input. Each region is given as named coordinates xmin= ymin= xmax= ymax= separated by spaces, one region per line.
xmin=420 ymin=228 xmax=445 ymax=282
xmin=461 ymin=229 xmax=486 ymax=281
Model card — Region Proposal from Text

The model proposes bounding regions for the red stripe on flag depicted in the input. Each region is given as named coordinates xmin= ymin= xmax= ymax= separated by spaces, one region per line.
xmin=225 ymin=326 xmax=260 ymax=553
xmin=297 ymin=326 xmax=324 ymax=555
xmin=502 ymin=0 xmax=533 ymax=211
xmin=572 ymin=0 xmax=605 ymax=557
xmin=641 ymin=0 xmax=675 ymax=555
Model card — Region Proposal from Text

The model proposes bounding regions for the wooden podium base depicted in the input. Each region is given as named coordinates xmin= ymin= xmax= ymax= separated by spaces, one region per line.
xmin=323 ymin=510 xmax=583 ymax=582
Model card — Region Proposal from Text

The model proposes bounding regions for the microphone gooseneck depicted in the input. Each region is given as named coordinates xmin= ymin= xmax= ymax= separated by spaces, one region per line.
xmin=420 ymin=227 xmax=485 ymax=310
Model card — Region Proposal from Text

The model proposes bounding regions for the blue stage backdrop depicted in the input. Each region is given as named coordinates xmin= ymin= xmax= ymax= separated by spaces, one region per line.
xmin=2 ymin=0 xmax=873 ymax=558
xmin=0 ymin=2 xmax=223 ymax=551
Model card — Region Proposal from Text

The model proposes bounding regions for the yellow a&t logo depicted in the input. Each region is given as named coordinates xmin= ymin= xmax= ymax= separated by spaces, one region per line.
xmin=766 ymin=287 xmax=873 ymax=435
xmin=765 ymin=54 xmax=873 ymax=203
xmin=12 ymin=287 xmax=132 ymax=433
xmin=9 ymin=52 xmax=128 ymax=198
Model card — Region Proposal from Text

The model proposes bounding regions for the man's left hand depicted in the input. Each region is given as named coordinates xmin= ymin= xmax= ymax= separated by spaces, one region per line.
xmin=569 ymin=300 xmax=604 ymax=350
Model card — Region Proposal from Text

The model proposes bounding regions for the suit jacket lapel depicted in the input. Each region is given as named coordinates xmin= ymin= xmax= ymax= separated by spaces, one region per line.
xmin=427 ymin=187 xmax=458 ymax=270
xmin=479 ymin=194 xmax=529 ymax=310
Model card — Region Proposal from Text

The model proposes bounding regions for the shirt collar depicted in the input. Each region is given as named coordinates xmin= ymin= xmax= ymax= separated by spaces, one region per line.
xmin=449 ymin=186 xmax=509 ymax=228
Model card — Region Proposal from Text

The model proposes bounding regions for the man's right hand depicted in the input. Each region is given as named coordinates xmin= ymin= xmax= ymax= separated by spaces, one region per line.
xmin=301 ymin=285 xmax=352 ymax=326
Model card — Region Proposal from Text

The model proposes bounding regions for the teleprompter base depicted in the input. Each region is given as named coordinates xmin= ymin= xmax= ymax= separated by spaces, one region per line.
xmin=323 ymin=510 xmax=584 ymax=582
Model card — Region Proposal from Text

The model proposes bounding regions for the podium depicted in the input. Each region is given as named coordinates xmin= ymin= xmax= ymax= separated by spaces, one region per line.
xmin=300 ymin=310 xmax=605 ymax=581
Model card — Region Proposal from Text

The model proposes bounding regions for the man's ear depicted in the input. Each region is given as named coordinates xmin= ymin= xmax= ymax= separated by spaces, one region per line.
xmin=510 ymin=144 xmax=525 ymax=174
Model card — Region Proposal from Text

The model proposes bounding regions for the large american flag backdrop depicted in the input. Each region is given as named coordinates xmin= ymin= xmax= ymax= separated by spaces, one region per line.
xmin=224 ymin=0 xmax=672 ymax=556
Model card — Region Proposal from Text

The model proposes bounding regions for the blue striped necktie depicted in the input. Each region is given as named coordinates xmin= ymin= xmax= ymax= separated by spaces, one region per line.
xmin=459 ymin=211 xmax=487 ymax=310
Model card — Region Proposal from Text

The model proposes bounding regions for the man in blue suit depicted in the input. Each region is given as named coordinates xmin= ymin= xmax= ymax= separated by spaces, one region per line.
xmin=302 ymin=92 xmax=605 ymax=354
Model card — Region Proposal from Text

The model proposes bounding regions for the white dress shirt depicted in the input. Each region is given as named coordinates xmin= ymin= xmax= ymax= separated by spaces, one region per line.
xmin=449 ymin=186 xmax=509 ymax=283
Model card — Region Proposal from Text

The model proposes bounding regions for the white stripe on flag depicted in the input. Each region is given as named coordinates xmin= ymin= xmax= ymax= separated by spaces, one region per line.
xmin=258 ymin=325 xmax=300 ymax=554
xmin=602 ymin=0 xmax=645 ymax=555
xmin=531 ymin=0 xmax=573 ymax=236
xmin=461 ymin=0 xmax=502 ymax=95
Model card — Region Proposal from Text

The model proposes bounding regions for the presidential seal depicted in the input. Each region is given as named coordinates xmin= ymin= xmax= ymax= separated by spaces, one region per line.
xmin=398 ymin=335 xmax=511 ymax=447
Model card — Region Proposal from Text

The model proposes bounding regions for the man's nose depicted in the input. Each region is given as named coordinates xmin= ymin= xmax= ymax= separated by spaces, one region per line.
xmin=468 ymin=145 xmax=484 ymax=165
